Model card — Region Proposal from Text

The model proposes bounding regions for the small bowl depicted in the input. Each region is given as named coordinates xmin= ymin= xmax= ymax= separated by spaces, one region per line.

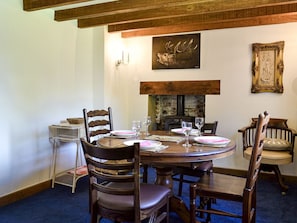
xmin=67 ymin=118 xmax=84 ymax=124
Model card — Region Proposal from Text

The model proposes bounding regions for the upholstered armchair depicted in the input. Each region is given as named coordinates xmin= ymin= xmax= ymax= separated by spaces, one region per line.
xmin=238 ymin=118 xmax=296 ymax=194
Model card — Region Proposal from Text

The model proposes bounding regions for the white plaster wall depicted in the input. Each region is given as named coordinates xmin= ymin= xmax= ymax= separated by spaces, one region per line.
xmin=1 ymin=0 xmax=297 ymax=197
xmin=0 ymin=1 xmax=104 ymax=196
xmin=104 ymin=24 xmax=297 ymax=176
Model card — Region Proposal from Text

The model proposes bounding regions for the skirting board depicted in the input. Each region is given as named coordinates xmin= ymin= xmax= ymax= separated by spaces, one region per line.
xmin=0 ymin=180 xmax=51 ymax=208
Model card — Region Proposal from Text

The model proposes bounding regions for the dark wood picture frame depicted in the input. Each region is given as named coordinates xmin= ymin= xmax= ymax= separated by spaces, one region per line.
xmin=251 ymin=41 xmax=284 ymax=93
xmin=152 ymin=33 xmax=200 ymax=69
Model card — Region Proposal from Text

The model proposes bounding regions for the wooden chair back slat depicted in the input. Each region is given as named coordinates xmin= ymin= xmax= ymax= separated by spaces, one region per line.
xmin=83 ymin=107 xmax=113 ymax=144
xmin=87 ymin=109 xmax=110 ymax=117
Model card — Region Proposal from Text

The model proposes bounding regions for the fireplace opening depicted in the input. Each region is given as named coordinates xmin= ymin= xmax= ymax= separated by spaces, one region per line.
xmin=149 ymin=95 xmax=205 ymax=130
xmin=141 ymin=80 xmax=220 ymax=131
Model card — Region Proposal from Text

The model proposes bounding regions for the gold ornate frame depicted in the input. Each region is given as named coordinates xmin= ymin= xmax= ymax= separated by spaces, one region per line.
xmin=251 ymin=41 xmax=284 ymax=93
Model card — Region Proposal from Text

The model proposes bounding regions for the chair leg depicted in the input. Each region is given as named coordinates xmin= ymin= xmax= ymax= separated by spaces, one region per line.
xmin=261 ymin=164 xmax=289 ymax=194
xmin=198 ymin=197 xmax=215 ymax=219
xmin=178 ymin=174 xmax=184 ymax=196
xmin=91 ymin=209 xmax=98 ymax=223
xmin=251 ymin=188 xmax=256 ymax=223
xmin=143 ymin=164 xmax=148 ymax=183
xmin=88 ymin=181 xmax=92 ymax=213
xmin=189 ymin=184 xmax=197 ymax=223
xmin=272 ymin=165 xmax=289 ymax=194
xmin=205 ymin=199 xmax=212 ymax=223
xmin=198 ymin=197 xmax=207 ymax=218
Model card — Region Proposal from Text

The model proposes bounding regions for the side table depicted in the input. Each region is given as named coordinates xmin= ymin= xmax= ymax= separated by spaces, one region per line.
xmin=49 ymin=124 xmax=87 ymax=193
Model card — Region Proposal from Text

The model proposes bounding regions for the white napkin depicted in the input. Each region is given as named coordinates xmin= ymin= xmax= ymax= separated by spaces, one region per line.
xmin=145 ymin=135 xmax=184 ymax=143
xmin=143 ymin=145 xmax=168 ymax=152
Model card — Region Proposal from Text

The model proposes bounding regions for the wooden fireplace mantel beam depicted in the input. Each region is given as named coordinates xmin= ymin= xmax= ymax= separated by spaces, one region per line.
xmin=140 ymin=80 xmax=220 ymax=95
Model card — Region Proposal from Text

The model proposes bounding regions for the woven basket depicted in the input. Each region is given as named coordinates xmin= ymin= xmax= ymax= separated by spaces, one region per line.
xmin=67 ymin=118 xmax=84 ymax=124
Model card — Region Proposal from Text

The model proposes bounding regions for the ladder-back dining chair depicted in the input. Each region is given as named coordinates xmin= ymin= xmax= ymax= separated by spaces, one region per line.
xmin=238 ymin=118 xmax=296 ymax=194
xmin=172 ymin=121 xmax=218 ymax=196
xmin=83 ymin=107 xmax=113 ymax=144
xmin=190 ymin=111 xmax=270 ymax=223
xmin=83 ymin=107 xmax=120 ymax=213
xmin=80 ymin=138 xmax=170 ymax=223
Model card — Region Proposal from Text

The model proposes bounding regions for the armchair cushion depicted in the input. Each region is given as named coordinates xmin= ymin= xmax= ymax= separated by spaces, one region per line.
xmin=263 ymin=138 xmax=292 ymax=151
xmin=244 ymin=147 xmax=292 ymax=165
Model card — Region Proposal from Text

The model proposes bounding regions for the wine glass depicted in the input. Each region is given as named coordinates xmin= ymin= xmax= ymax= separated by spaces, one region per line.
xmin=181 ymin=121 xmax=192 ymax=147
xmin=195 ymin=117 xmax=204 ymax=136
xmin=132 ymin=120 xmax=141 ymax=137
xmin=143 ymin=116 xmax=152 ymax=136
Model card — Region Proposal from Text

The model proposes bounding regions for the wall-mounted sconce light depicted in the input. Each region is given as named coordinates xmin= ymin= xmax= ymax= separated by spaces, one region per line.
xmin=116 ymin=50 xmax=129 ymax=67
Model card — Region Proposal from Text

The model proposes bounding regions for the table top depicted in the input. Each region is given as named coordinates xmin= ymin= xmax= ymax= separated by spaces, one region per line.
xmin=98 ymin=130 xmax=236 ymax=164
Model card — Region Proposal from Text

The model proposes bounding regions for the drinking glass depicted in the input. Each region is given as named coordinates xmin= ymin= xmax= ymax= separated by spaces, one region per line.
xmin=195 ymin=117 xmax=204 ymax=136
xmin=132 ymin=120 xmax=141 ymax=137
xmin=143 ymin=116 xmax=152 ymax=136
xmin=181 ymin=121 xmax=192 ymax=147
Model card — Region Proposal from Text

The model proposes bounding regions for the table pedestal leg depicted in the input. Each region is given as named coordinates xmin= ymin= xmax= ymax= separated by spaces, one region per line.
xmin=154 ymin=166 xmax=199 ymax=223
xmin=155 ymin=166 xmax=173 ymax=189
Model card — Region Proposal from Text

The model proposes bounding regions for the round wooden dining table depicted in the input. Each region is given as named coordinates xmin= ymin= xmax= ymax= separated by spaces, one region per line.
xmin=98 ymin=130 xmax=236 ymax=223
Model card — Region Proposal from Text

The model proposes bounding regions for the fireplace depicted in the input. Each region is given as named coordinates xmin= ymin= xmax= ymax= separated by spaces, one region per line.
xmin=140 ymin=80 xmax=220 ymax=130
xmin=153 ymin=94 xmax=205 ymax=130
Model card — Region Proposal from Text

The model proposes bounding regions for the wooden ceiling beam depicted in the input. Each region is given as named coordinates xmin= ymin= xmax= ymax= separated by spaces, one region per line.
xmin=121 ymin=14 xmax=297 ymax=38
xmin=55 ymin=0 xmax=205 ymax=21
xmin=108 ymin=3 xmax=297 ymax=32
xmin=55 ymin=0 xmax=297 ymax=21
xmin=23 ymin=0 xmax=297 ymax=38
xmin=77 ymin=0 xmax=297 ymax=28
xmin=23 ymin=0 xmax=93 ymax=11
